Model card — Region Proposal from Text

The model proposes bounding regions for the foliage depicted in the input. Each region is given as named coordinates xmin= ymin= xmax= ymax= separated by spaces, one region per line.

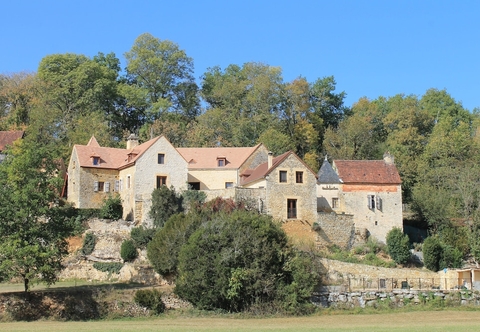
xmin=130 ymin=226 xmax=156 ymax=249
xmin=386 ymin=228 xmax=411 ymax=265
xmin=81 ymin=232 xmax=97 ymax=256
xmin=328 ymin=245 xmax=395 ymax=268
xmin=134 ymin=288 xmax=166 ymax=314
xmin=149 ymin=186 xmax=183 ymax=228
xmin=92 ymin=262 xmax=123 ymax=274
xmin=422 ymin=236 xmax=443 ymax=272
xmin=120 ymin=239 xmax=138 ymax=262
xmin=147 ymin=213 xmax=203 ymax=276
xmin=182 ymin=188 xmax=207 ymax=212
xmin=174 ymin=209 xmax=318 ymax=312
xmin=0 ymin=141 xmax=77 ymax=292
xmin=99 ymin=194 xmax=123 ymax=220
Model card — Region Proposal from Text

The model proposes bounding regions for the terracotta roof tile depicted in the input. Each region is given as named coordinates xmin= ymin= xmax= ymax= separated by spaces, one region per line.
xmin=333 ymin=160 xmax=401 ymax=184
xmin=177 ymin=145 xmax=261 ymax=169
xmin=74 ymin=136 xmax=160 ymax=169
xmin=0 ymin=131 xmax=24 ymax=151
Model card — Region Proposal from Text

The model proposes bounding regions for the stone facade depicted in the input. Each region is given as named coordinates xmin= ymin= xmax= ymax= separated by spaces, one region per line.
xmin=315 ymin=213 xmax=355 ymax=250
xmin=263 ymin=154 xmax=317 ymax=223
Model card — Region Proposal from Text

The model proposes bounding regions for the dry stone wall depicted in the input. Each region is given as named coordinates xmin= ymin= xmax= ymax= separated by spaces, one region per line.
xmin=315 ymin=213 xmax=355 ymax=250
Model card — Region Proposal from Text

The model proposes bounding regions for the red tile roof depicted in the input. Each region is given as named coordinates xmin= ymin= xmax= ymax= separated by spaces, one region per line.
xmin=333 ymin=160 xmax=401 ymax=184
xmin=0 ymin=131 xmax=24 ymax=151
xmin=177 ymin=145 xmax=262 ymax=169
xmin=74 ymin=136 xmax=161 ymax=169
xmin=241 ymin=151 xmax=317 ymax=185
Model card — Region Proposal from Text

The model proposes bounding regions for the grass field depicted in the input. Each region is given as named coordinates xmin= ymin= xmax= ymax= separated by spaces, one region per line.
xmin=2 ymin=310 xmax=480 ymax=332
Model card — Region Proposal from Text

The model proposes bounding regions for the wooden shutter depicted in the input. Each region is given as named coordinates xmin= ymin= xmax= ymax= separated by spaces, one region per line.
xmin=94 ymin=181 xmax=99 ymax=192
xmin=105 ymin=182 xmax=110 ymax=192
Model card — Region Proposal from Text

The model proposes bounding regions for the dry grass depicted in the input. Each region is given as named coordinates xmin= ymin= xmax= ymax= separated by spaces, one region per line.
xmin=1 ymin=310 xmax=480 ymax=331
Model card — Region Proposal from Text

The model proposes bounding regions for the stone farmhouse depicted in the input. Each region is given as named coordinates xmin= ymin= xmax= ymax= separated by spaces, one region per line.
xmin=67 ymin=135 xmax=402 ymax=244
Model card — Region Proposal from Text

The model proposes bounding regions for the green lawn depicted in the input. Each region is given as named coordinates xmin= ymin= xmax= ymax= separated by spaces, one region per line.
xmin=2 ymin=311 xmax=480 ymax=332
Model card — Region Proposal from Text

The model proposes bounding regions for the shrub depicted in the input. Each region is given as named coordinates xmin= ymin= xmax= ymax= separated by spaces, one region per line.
xmin=93 ymin=262 xmax=123 ymax=274
xmin=134 ymin=289 xmax=165 ymax=314
xmin=182 ymin=188 xmax=207 ymax=211
xmin=174 ymin=210 xmax=317 ymax=312
xmin=423 ymin=236 xmax=443 ymax=271
xmin=130 ymin=226 xmax=156 ymax=249
xmin=120 ymin=239 xmax=138 ymax=262
xmin=439 ymin=244 xmax=463 ymax=269
xmin=81 ymin=232 xmax=97 ymax=255
xmin=147 ymin=213 xmax=203 ymax=276
xmin=149 ymin=186 xmax=183 ymax=228
xmin=100 ymin=194 xmax=123 ymax=220
xmin=386 ymin=227 xmax=411 ymax=265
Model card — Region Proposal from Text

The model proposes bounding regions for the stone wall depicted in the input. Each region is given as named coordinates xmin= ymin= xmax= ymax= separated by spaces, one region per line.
xmin=313 ymin=288 xmax=480 ymax=308
xmin=315 ymin=213 xmax=355 ymax=250
xmin=265 ymin=154 xmax=317 ymax=223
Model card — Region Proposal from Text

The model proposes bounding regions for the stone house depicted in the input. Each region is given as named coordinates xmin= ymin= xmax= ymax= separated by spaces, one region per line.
xmin=68 ymin=135 xmax=188 ymax=224
xmin=240 ymin=151 xmax=318 ymax=223
xmin=67 ymin=135 xmax=402 ymax=243
xmin=316 ymin=152 xmax=403 ymax=243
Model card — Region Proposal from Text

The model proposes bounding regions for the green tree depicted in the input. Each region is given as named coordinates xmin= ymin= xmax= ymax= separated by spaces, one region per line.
xmin=120 ymin=239 xmax=138 ymax=262
xmin=0 ymin=141 xmax=76 ymax=292
xmin=149 ymin=186 xmax=183 ymax=228
xmin=386 ymin=227 xmax=411 ymax=265
xmin=174 ymin=210 xmax=317 ymax=312
xmin=422 ymin=236 xmax=443 ymax=272
xmin=125 ymin=33 xmax=200 ymax=123
xmin=0 ymin=72 xmax=37 ymax=129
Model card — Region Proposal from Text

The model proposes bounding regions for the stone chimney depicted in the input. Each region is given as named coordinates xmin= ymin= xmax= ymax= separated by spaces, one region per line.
xmin=126 ymin=133 xmax=139 ymax=150
xmin=383 ymin=151 xmax=394 ymax=165
xmin=268 ymin=151 xmax=273 ymax=169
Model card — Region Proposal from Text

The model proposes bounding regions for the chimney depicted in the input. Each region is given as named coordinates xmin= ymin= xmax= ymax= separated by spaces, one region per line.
xmin=268 ymin=151 xmax=273 ymax=169
xmin=383 ymin=151 xmax=394 ymax=165
xmin=126 ymin=133 xmax=139 ymax=150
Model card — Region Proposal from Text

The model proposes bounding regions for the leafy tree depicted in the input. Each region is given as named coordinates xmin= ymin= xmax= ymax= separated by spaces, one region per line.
xmin=0 ymin=72 xmax=37 ymax=129
xmin=386 ymin=227 xmax=411 ymax=265
xmin=125 ymin=33 xmax=200 ymax=123
xmin=422 ymin=236 xmax=443 ymax=272
xmin=120 ymin=239 xmax=138 ymax=262
xmin=0 ymin=141 xmax=76 ymax=292
xmin=147 ymin=213 xmax=203 ymax=276
xmin=149 ymin=186 xmax=183 ymax=227
xmin=174 ymin=210 xmax=317 ymax=312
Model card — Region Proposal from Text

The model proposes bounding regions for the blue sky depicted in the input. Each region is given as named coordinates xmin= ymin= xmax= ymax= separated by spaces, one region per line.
xmin=1 ymin=0 xmax=479 ymax=110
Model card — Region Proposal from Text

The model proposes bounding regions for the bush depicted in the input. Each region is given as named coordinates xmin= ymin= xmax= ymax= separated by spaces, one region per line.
xmin=386 ymin=227 xmax=411 ymax=265
xmin=130 ymin=226 xmax=156 ymax=249
xmin=149 ymin=186 xmax=183 ymax=228
xmin=174 ymin=210 xmax=317 ymax=312
xmin=147 ymin=213 xmax=203 ymax=276
xmin=100 ymin=194 xmax=123 ymax=220
xmin=182 ymin=188 xmax=207 ymax=211
xmin=423 ymin=236 xmax=443 ymax=271
xmin=93 ymin=262 xmax=123 ymax=274
xmin=423 ymin=236 xmax=463 ymax=271
xmin=81 ymin=232 xmax=97 ymax=255
xmin=120 ymin=239 xmax=138 ymax=262
xmin=134 ymin=289 xmax=165 ymax=314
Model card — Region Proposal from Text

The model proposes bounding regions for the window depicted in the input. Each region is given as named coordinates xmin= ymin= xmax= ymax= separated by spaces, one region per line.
xmin=376 ymin=196 xmax=382 ymax=211
xmin=287 ymin=199 xmax=297 ymax=219
xmin=279 ymin=171 xmax=287 ymax=183
xmin=156 ymin=176 xmax=167 ymax=188
xmin=98 ymin=181 xmax=105 ymax=192
xmin=225 ymin=182 xmax=234 ymax=188
xmin=188 ymin=182 xmax=200 ymax=190
xmin=296 ymin=171 xmax=303 ymax=183
xmin=367 ymin=195 xmax=375 ymax=210
xmin=158 ymin=153 xmax=165 ymax=164
xmin=93 ymin=157 xmax=100 ymax=165
xmin=218 ymin=159 xmax=225 ymax=167
xmin=332 ymin=197 xmax=339 ymax=209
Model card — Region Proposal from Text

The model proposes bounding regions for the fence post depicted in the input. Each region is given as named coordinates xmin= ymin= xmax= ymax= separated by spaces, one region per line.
xmin=419 ymin=278 xmax=421 ymax=290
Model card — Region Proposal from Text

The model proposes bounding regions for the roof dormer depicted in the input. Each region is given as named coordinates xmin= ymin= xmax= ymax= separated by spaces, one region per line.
xmin=217 ymin=155 xmax=227 ymax=167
